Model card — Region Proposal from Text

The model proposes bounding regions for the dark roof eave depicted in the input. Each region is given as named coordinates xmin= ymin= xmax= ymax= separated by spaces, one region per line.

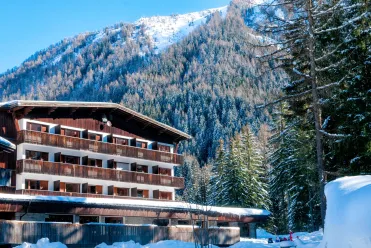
xmin=0 ymin=100 xmax=191 ymax=141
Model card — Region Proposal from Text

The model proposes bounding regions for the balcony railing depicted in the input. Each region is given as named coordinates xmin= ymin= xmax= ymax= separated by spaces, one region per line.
xmin=14 ymin=189 xmax=168 ymax=201
xmin=17 ymin=130 xmax=183 ymax=165
xmin=17 ymin=159 xmax=184 ymax=189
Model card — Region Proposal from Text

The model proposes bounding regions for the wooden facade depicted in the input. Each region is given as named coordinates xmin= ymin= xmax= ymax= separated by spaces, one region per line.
xmin=35 ymin=117 xmax=143 ymax=140
xmin=16 ymin=160 xmax=184 ymax=188
xmin=0 ymin=221 xmax=241 ymax=247
xmin=18 ymin=130 xmax=183 ymax=164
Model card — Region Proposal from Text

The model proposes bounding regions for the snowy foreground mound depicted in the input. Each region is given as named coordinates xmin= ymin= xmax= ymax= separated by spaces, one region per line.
xmin=320 ymin=175 xmax=371 ymax=248
xmin=16 ymin=238 xmax=67 ymax=248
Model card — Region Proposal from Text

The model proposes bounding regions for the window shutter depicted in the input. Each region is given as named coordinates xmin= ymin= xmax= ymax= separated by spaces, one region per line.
xmin=54 ymin=152 xmax=61 ymax=162
xmin=82 ymin=156 xmax=88 ymax=165
xmin=82 ymin=183 xmax=88 ymax=193
xmin=54 ymin=180 xmax=60 ymax=192
xmin=107 ymin=159 xmax=114 ymax=169
xmin=153 ymin=190 xmax=159 ymax=199
xmin=54 ymin=125 xmax=61 ymax=135
xmin=131 ymin=188 xmax=137 ymax=197
xmin=108 ymin=185 xmax=114 ymax=195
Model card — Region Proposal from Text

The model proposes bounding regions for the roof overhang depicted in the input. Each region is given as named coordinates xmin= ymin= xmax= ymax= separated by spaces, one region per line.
xmin=0 ymin=194 xmax=270 ymax=222
xmin=0 ymin=100 xmax=191 ymax=144
xmin=0 ymin=136 xmax=16 ymax=153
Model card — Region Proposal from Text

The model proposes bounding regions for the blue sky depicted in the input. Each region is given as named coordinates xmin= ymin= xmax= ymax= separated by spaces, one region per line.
xmin=0 ymin=0 xmax=230 ymax=73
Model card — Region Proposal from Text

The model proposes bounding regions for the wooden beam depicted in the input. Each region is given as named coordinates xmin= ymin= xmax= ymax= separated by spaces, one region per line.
xmin=125 ymin=114 xmax=134 ymax=122
xmin=88 ymin=108 xmax=98 ymax=116
xmin=142 ymin=123 xmax=151 ymax=130
xmin=23 ymin=107 xmax=34 ymax=116
xmin=47 ymin=107 xmax=57 ymax=115
xmin=69 ymin=107 xmax=78 ymax=115
xmin=158 ymin=129 xmax=167 ymax=135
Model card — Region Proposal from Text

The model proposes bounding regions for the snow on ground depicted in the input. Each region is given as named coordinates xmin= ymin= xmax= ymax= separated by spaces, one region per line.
xmin=15 ymin=238 xmax=67 ymax=248
xmin=15 ymin=231 xmax=322 ymax=248
xmin=96 ymin=240 xmax=219 ymax=248
xmin=319 ymin=175 xmax=371 ymax=248
xmin=135 ymin=6 xmax=228 ymax=52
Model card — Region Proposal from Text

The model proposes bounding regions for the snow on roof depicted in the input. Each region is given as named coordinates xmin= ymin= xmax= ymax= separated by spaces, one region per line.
xmin=0 ymin=136 xmax=16 ymax=151
xmin=0 ymin=193 xmax=270 ymax=218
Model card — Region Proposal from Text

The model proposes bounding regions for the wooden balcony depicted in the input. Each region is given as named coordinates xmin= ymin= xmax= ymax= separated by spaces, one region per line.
xmin=13 ymin=189 xmax=169 ymax=201
xmin=16 ymin=159 xmax=184 ymax=189
xmin=17 ymin=130 xmax=183 ymax=165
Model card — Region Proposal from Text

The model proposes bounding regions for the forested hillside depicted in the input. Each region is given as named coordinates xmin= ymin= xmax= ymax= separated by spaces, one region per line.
xmin=0 ymin=3 xmax=285 ymax=163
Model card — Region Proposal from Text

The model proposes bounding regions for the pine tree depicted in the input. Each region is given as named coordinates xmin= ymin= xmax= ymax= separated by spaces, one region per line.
xmin=212 ymin=125 xmax=269 ymax=209
xmin=240 ymin=126 xmax=270 ymax=209
xmin=268 ymin=103 xmax=321 ymax=232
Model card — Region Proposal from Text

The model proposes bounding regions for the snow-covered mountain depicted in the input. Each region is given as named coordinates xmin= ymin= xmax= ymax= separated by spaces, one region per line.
xmin=0 ymin=0 xmax=286 ymax=165
xmin=135 ymin=6 xmax=228 ymax=52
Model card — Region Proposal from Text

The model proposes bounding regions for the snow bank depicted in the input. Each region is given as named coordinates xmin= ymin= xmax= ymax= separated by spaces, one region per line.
xmin=15 ymin=238 xmax=67 ymax=248
xmin=320 ymin=175 xmax=371 ymax=248
xmin=96 ymin=240 xmax=219 ymax=248
xmin=16 ymin=233 xmax=322 ymax=248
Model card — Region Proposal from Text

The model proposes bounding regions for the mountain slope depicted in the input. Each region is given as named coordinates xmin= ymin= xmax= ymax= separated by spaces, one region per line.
xmin=0 ymin=3 xmax=286 ymax=163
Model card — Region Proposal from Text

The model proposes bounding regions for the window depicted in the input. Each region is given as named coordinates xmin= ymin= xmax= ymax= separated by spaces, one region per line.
xmin=116 ymin=187 xmax=129 ymax=196
xmin=178 ymin=220 xmax=191 ymax=225
xmin=61 ymin=128 xmax=80 ymax=138
xmin=65 ymin=183 xmax=80 ymax=193
xmin=25 ymin=180 xmax=48 ymax=190
xmin=114 ymin=137 xmax=129 ymax=146
xmin=61 ymin=155 xmax=80 ymax=164
xmin=159 ymin=168 xmax=171 ymax=176
xmin=153 ymin=219 xmax=169 ymax=226
xmin=136 ymin=141 xmax=147 ymax=149
xmin=137 ymin=189 xmax=149 ymax=198
xmin=159 ymin=191 xmax=172 ymax=200
xmin=88 ymin=133 xmax=102 ymax=141
xmin=79 ymin=216 xmax=99 ymax=224
xmin=116 ymin=162 xmax=129 ymax=171
xmin=136 ymin=165 xmax=148 ymax=173
xmin=46 ymin=215 xmax=73 ymax=223
xmin=158 ymin=145 xmax=171 ymax=152
xmin=105 ymin=217 xmax=123 ymax=224
xmin=26 ymin=150 xmax=48 ymax=161
xmin=88 ymin=158 xmax=102 ymax=167
xmin=27 ymin=122 xmax=49 ymax=132
xmin=88 ymin=185 xmax=102 ymax=194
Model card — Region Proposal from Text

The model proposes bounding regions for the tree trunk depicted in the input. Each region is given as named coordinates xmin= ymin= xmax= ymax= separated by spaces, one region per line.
xmin=306 ymin=0 xmax=326 ymax=227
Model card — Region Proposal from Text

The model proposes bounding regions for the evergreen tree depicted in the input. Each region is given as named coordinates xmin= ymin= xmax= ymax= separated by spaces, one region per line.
xmin=212 ymin=125 xmax=269 ymax=209
xmin=269 ymin=103 xmax=321 ymax=232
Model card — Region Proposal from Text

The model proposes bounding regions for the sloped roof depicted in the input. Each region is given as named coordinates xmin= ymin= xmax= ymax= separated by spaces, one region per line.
xmin=0 ymin=100 xmax=191 ymax=142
